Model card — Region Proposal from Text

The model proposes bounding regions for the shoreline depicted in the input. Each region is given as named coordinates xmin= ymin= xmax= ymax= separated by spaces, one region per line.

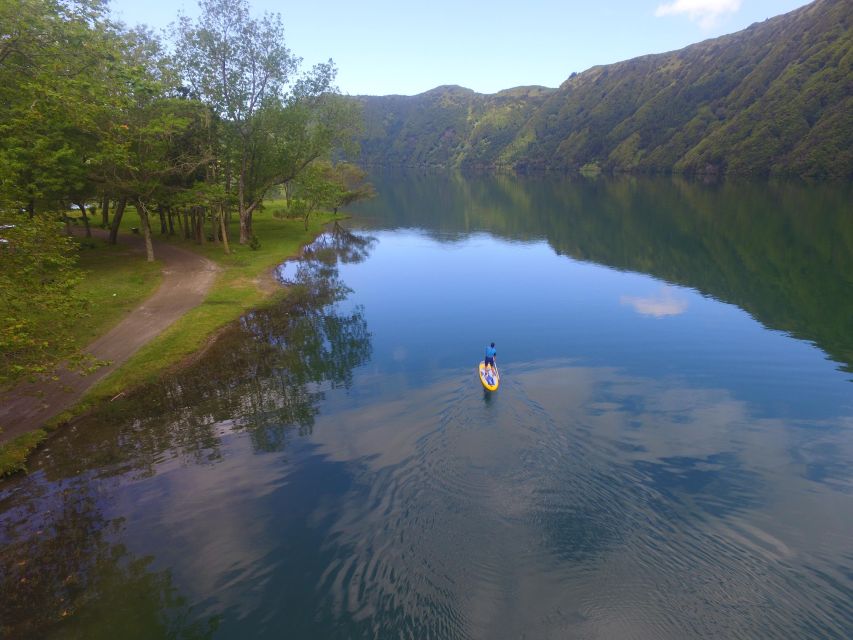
xmin=0 ymin=213 xmax=337 ymax=476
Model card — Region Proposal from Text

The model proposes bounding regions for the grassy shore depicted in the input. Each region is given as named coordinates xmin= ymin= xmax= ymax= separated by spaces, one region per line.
xmin=78 ymin=205 xmax=336 ymax=404
xmin=0 ymin=206 xmax=336 ymax=476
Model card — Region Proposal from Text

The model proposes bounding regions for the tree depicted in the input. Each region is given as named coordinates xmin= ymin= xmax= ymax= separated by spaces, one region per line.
xmin=88 ymin=25 xmax=212 ymax=260
xmin=322 ymin=162 xmax=376 ymax=214
xmin=285 ymin=160 xmax=374 ymax=229
xmin=104 ymin=96 xmax=213 ymax=261
xmin=0 ymin=212 xmax=85 ymax=385
xmin=0 ymin=0 xmax=117 ymax=214
xmin=287 ymin=163 xmax=341 ymax=230
xmin=236 ymin=86 xmax=359 ymax=218
xmin=174 ymin=0 xmax=298 ymax=244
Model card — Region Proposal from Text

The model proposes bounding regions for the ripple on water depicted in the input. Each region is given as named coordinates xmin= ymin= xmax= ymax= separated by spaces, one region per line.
xmin=310 ymin=365 xmax=852 ymax=639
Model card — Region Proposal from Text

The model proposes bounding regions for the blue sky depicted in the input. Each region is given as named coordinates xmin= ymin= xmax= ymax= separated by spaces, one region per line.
xmin=108 ymin=0 xmax=813 ymax=96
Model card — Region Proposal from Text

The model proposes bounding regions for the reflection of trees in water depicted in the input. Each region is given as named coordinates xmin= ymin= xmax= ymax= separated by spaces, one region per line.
xmin=215 ymin=223 xmax=374 ymax=451
xmin=0 ymin=228 xmax=377 ymax=636
xmin=34 ymin=227 xmax=376 ymax=480
xmin=300 ymin=221 xmax=376 ymax=267
xmin=0 ymin=477 xmax=217 ymax=639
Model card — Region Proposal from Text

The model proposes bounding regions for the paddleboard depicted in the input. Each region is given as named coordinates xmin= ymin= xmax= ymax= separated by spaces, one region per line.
xmin=478 ymin=362 xmax=500 ymax=391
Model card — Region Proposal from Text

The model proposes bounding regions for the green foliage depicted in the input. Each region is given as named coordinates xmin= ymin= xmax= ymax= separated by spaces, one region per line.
xmin=353 ymin=0 xmax=852 ymax=178
xmin=173 ymin=0 xmax=359 ymax=243
xmin=0 ymin=212 xmax=86 ymax=385
xmin=0 ymin=0 xmax=371 ymax=433
xmin=288 ymin=163 xmax=341 ymax=229
xmin=0 ymin=0 xmax=118 ymax=213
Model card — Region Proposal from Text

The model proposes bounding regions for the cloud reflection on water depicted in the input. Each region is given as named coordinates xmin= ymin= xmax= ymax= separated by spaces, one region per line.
xmin=306 ymin=360 xmax=853 ymax=638
xmin=620 ymin=286 xmax=689 ymax=318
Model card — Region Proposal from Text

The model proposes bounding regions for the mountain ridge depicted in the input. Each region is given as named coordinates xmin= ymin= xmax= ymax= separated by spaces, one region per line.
xmin=352 ymin=0 xmax=852 ymax=177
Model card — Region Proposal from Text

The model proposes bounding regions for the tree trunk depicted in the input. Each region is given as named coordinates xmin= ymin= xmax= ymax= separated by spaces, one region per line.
xmin=109 ymin=197 xmax=127 ymax=244
xmin=238 ymin=154 xmax=252 ymax=243
xmin=224 ymin=163 xmax=232 ymax=227
xmin=158 ymin=205 xmax=167 ymax=234
xmin=198 ymin=209 xmax=206 ymax=245
xmin=239 ymin=214 xmax=251 ymax=244
xmin=75 ymin=202 xmax=91 ymax=238
xmin=183 ymin=209 xmax=191 ymax=240
xmin=136 ymin=198 xmax=155 ymax=262
xmin=167 ymin=207 xmax=175 ymax=235
xmin=219 ymin=204 xmax=231 ymax=255
xmin=191 ymin=209 xmax=200 ymax=244
xmin=101 ymin=196 xmax=110 ymax=227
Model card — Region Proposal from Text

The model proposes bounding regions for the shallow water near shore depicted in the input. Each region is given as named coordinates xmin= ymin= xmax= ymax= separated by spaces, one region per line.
xmin=2 ymin=173 xmax=852 ymax=639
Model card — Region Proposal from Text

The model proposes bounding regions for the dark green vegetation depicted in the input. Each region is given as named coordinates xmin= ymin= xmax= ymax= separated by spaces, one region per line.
xmin=355 ymin=0 xmax=852 ymax=177
xmin=0 ymin=0 xmax=372 ymax=386
xmin=357 ymin=85 xmax=555 ymax=168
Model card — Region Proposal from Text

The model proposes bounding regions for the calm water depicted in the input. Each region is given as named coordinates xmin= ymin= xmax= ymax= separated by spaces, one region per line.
xmin=2 ymin=174 xmax=852 ymax=639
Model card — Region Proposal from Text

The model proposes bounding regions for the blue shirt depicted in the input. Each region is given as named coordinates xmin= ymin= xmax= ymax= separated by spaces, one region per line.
xmin=485 ymin=346 xmax=497 ymax=358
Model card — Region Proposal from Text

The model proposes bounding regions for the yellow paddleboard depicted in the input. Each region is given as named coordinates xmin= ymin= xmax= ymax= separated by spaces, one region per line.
xmin=478 ymin=362 xmax=500 ymax=391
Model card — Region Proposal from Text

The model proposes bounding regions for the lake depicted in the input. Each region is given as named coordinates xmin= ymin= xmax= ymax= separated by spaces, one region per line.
xmin=2 ymin=173 xmax=852 ymax=639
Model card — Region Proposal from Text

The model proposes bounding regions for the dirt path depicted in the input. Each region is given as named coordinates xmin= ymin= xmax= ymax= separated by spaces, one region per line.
xmin=0 ymin=230 xmax=220 ymax=445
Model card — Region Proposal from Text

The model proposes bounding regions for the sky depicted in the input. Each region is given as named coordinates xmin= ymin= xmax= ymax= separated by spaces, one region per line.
xmin=107 ymin=0 xmax=814 ymax=96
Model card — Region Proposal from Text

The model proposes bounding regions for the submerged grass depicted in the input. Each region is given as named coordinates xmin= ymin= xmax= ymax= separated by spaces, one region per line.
xmin=0 ymin=430 xmax=47 ymax=477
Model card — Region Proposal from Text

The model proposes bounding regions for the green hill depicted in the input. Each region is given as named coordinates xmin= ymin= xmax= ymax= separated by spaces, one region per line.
xmin=354 ymin=0 xmax=852 ymax=177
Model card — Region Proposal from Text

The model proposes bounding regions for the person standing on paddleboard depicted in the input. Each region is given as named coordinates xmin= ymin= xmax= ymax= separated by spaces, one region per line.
xmin=485 ymin=342 xmax=497 ymax=372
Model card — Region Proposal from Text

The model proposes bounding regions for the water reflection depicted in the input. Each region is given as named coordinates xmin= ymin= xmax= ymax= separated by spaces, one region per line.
xmin=0 ymin=475 xmax=218 ymax=639
xmin=1 ymin=176 xmax=851 ymax=638
xmin=309 ymin=361 xmax=852 ymax=638
xmin=354 ymin=173 xmax=853 ymax=373
xmin=620 ymin=286 xmax=689 ymax=317
xmin=0 ymin=226 xmax=376 ymax=635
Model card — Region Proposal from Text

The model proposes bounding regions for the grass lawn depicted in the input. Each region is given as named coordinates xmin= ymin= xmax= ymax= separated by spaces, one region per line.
xmin=71 ymin=238 xmax=163 ymax=346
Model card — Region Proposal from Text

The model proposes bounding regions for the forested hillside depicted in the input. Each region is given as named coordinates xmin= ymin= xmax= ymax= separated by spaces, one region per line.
xmin=355 ymin=0 xmax=852 ymax=177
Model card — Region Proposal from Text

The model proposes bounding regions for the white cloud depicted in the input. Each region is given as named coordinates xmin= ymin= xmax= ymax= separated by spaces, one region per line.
xmin=655 ymin=0 xmax=742 ymax=29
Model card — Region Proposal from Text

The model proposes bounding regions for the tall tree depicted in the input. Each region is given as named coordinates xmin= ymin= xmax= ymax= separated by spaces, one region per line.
xmin=243 ymin=83 xmax=361 ymax=216
xmin=90 ymin=26 xmax=211 ymax=257
xmin=0 ymin=0 xmax=117 ymax=214
xmin=104 ymin=95 xmax=212 ymax=262
xmin=174 ymin=0 xmax=297 ymax=243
